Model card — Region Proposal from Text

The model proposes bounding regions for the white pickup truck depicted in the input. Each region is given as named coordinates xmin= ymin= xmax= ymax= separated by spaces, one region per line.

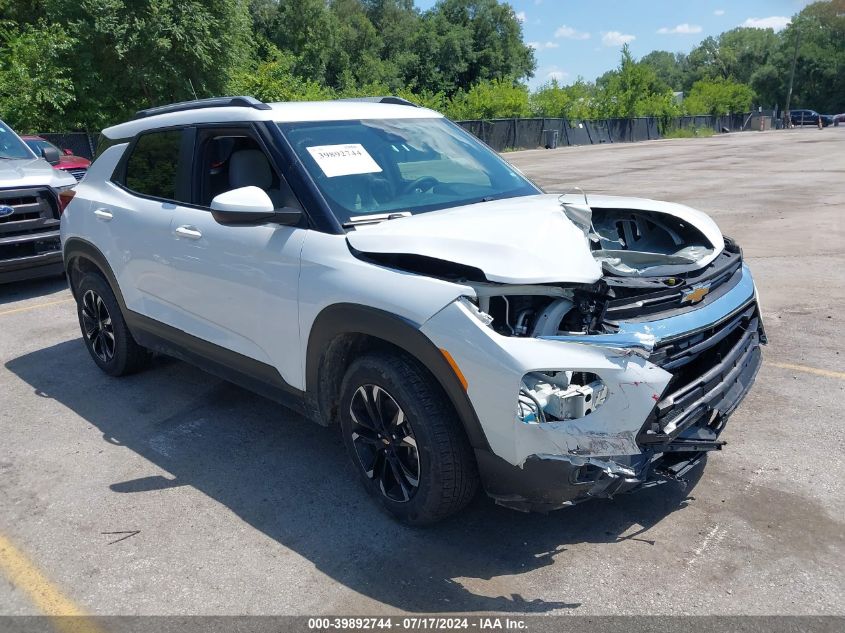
xmin=0 ymin=118 xmax=76 ymax=283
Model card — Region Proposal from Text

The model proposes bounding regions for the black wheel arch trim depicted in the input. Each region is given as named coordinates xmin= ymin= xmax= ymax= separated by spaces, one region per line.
xmin=63 ymin=237 xmax=126 ymax=306
xmin=306 ymin=303 xmax=491 ymax=451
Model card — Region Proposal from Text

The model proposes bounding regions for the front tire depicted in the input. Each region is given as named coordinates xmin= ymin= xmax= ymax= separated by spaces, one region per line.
xmin=75 ymin=272 xmax=150 ymax=376
xmin=339 ymin=352 xmax=478 ymax=524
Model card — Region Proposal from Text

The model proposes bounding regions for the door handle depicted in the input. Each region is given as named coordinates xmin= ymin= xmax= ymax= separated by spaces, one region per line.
xmin=174 ymin=225 xmax=203 ymax=240
xmin=93 ymin=208 xmax=113 ymax=221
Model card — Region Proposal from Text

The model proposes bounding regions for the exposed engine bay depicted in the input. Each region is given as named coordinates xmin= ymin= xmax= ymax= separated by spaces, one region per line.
xmin=591 ymin=209 xmax=714 ymax=276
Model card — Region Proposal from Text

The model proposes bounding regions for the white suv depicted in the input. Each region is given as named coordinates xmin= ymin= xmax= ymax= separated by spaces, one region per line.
xmin=61 ymin=96 xmax=765 ymax=524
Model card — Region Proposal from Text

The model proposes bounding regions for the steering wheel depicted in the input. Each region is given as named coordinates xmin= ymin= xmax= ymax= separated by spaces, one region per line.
xmin=398 ymin=176 xmax=440 ymax=196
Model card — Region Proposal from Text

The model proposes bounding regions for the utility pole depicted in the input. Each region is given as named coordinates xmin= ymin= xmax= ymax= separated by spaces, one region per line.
xmin=784 ymin=22 xmax=801 ymax=120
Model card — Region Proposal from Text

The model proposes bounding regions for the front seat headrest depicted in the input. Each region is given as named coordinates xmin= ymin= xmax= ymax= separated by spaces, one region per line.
xmin=229 ymin=149 xmax=273 ymax=190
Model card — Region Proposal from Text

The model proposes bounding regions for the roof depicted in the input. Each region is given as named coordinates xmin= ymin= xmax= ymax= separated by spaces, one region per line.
xmin=102 ymin=99 xmax=443 ymax=140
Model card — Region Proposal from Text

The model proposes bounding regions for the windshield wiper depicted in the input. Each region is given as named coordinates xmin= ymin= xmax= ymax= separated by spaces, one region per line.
xmin=343 ymin=211 xmax=412 ymax=228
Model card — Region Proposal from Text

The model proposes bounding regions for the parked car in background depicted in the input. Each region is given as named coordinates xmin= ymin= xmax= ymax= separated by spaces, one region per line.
xmin=61 ymin=96 xmax=765 ymax=523
xmin=833 ymin=113 xmax=844 ymax=126
xmin=789 ymin=109 xmax=833 ymax=127
xmin=22 ymin=135 xmax=90 ymax=182
xmin=0 ymin=119 xmax=76 ymax=283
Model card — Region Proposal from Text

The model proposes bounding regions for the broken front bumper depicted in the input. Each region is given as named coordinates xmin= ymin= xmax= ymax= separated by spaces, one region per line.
xmin=421 ymin=264 xmax=764 ymax=512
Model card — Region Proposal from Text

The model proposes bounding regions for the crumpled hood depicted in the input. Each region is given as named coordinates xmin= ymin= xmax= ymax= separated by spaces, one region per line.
xmin=0 ymin=157 xmax=77 ymax=188
xmin=346 ymin=193 xmax=723 ymax=284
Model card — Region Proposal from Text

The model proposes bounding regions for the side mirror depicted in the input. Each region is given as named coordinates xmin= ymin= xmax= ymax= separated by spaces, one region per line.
xmin=41 ymin=146 xmax=61 ymax=166
xmin=63 ymin=148 xmax=73 ymax=156
xmin=210 ymin=186 xmax=302 ymax=226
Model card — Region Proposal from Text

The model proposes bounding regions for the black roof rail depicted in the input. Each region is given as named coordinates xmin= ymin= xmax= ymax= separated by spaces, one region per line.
xmin=338 ymin=96 xmax=420 ymax=107
xmin=133 ymin=96 xmax=272 ymax=120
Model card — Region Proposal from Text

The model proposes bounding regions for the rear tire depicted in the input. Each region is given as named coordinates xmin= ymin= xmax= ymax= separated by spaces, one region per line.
xmin=339 ymin=352 xmax=478 ymax=525
xmin=75 ymin=272 xmax=150 ymax=376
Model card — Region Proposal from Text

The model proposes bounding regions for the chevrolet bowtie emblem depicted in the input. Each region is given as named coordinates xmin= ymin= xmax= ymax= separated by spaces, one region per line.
xmin=681 ymin=285 xmax=711 ymax=304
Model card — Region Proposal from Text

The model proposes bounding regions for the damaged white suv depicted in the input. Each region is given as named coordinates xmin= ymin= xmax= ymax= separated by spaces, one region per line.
xmin=61 ymin=96 xmax=765 ymax=523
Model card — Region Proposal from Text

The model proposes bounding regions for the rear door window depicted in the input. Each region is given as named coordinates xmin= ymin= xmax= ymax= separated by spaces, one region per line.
xmin=123 ymin=130 xmax=186 ymax=201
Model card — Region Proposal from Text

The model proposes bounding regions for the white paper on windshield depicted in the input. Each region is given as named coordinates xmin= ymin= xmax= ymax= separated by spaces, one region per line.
xmin=306 ymin=144 xmax=382 ymax=178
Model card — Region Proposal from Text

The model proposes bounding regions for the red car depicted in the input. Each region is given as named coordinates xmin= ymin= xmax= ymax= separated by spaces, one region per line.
xmin=21 ymin=135 xmax=90 ymax=181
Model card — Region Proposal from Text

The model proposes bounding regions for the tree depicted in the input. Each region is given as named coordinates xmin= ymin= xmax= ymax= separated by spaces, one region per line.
xmin=325 ymin=0 xmax=391 ymax=89
xmin=227 ymin=45 xmax=334 ymax=103
xmin=683 ymin=78 xmax=754 ymax=115
xmin=0 ymin=20 xmax=75 ymax=131
xmin=640 ymin=50 xmax=686 ymax=91
xmin=446 ymin=79 xmax=530 ymax=119
xmin=779 ymin=0 xmax=845 ymax=112
xmin=530 ymin=78 xmax=597 ymax=119
xmin=595 ymin=45 xmax=679 ymax=118
xmin=30 ymin=0 xmax=255 ymax=130
xmin=416 ymin=0 xmax=535 ymax=93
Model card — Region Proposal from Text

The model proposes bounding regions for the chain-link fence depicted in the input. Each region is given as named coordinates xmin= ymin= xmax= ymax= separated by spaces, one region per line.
xmin=454 ymin=114 xmax=754 ymax=152
xmin=37 ymin=133 xmax=98 ymax=159
xmin=37 ymin=113 xmax=758 ymax=160
xmin=663 ymin=114 xmax=748 ymax=134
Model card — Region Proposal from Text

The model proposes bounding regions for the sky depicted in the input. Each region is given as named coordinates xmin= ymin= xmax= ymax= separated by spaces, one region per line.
xmin=414 ymin=1 xmax=813 ymax=87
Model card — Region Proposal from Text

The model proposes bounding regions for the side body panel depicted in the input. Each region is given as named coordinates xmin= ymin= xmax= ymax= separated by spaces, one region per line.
xmin=296 ymin=231 xmax=473 ymax=391
xmin=165 ymin=205 xmax=306 ymax=375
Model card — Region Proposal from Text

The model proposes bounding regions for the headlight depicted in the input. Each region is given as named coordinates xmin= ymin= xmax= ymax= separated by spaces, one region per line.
xmin=517 ymin=370 xmax=608 ymax=424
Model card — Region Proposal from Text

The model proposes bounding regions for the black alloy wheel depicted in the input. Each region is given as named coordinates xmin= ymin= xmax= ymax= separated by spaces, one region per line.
xmin=339 ymin=352 xmax=479 ymax=524
xmin=349 ymin=384 xmax=421 ymax=503
xmin=80 ymin=289 xmax=115 ymax=363
xmin=75 ymin=271 xmax=151 ymax=376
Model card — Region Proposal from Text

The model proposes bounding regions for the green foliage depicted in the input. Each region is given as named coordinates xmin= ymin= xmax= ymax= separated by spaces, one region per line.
xmin=431 ymin=0 xmax=536 ymax=90
xmin=2 ymin=0 xmax=843 ymax=132
xmin=594 ymin=45 xmax=680 ymax=118
xmin=640 ymin=50 xmax=686 ymax=91
xmin=228 ymin=46 xmax=334 ymax=103
xmin=530 ymin=78 xmax=596 ymax=119
xmin=640 ymin=2 xmax=844 ymax=112
xmin=445 ymin=79 xmax=530 ymax=119
xmin=1 ymin=0 xmax=256 ymax=130
xmin=530 ymin=47 xmax=680 ymax=120
xmin=684 ymin=78 xmax=755 ymax=115
xmin=776 ymin=0 xmax=845 ymax=112
xmin=0 ymin=20 xmax=75 ymax=132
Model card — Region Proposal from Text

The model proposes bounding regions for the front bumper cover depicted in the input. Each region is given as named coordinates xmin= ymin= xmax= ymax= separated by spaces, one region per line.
xmin=476 ymin=448 xmax=709 ymax=513
xmin=475 ymin=313 xmax=762 ymax=513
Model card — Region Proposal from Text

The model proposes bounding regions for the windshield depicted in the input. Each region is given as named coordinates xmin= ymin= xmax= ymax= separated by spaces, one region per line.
xmin=23 ymin=138 xmax=60 ymax=155
xmin=277 ymin=117 xmax=539 ymax=225
xmin=0 ymin=121 xmax=35 ymax=160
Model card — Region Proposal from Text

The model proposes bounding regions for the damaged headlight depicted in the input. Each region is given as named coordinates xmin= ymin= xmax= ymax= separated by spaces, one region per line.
xmin=517 ymin=370 xmax=608 ymax=424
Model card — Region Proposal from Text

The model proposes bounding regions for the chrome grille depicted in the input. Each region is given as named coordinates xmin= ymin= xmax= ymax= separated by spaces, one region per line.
xmin=604 ymin=247 xmax=743 ymax=322
xmin=67 ymin=168 xmax=87 ymax=182
xmin=638 ymin=301 xmax=764 ymax=448
xmin=0 ymin=187 xmax=59 ymax=239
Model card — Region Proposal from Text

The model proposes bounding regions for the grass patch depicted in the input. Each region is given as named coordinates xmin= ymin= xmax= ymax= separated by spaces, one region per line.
xmin=662 ymin=126 xmax=716 ymax=139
